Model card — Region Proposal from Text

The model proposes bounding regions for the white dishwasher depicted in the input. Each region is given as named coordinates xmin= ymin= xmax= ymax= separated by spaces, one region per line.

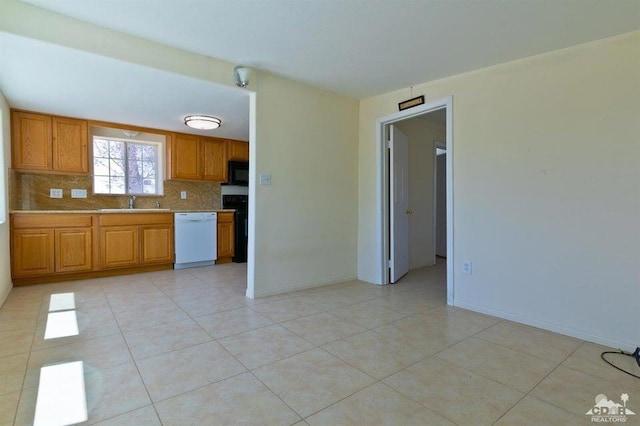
xmin=174 ymin=212 xmax=217 ymax=269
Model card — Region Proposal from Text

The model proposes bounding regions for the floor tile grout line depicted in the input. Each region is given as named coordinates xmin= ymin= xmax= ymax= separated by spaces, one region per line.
xmin=247 ymin=369 xmax=304 ymax=422
xmin=9 ymin=262 xmax=609 ymax=424
xmin=148 ymin=369 xmax=250 ymax=406
xmin=1 ymin=288 xmax=42 ymax=425
xmin=489 ymin=341 xmax=593 ymax=422
xmin=540 ymin=339 xmax=640 ymax=392
xmin=102 ymin=284 xmax=166 ymax=425
xmin=472 ymin=333 xmax=583 ymax=366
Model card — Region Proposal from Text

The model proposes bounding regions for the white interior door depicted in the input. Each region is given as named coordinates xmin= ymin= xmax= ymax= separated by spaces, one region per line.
xmin=390 ymin=125 xmax=409 ymax=283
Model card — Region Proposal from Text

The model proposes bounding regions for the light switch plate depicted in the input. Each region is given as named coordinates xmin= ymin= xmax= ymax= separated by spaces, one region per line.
xmin=259 ymin=174 xmax=272 ymax=185
xmin=50 ymin=189 xmax=63 ymax=199
xmin=180 ymin=191 xmax=187 ymax=199
xmin=71 ymin=189 xmax=87 ymax=198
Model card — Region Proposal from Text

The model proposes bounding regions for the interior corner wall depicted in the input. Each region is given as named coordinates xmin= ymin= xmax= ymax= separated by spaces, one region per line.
xmin=358 ymin=31 xmax=640 ymax=350
xmin=0 ymin=90 xmax=13 ymax=306
xmin=252 ymin=72 xmax=359 ymax=297
xmin=395 ymin=118 xmax=446 ymax=270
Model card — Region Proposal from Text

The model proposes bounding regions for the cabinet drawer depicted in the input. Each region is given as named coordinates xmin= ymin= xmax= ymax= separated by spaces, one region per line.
xmin=99 ymin=213 xmax=173 ymax=227
xmin=217 ymin=211 xmax=234 ymax=223
xmin=12 ymin=214 xmax=94 ymax=229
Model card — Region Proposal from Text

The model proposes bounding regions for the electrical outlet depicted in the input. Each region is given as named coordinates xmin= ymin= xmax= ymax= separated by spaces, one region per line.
xmin=259 ymin=174 xmax=271 ymax=185
xmin=49 ymin=189 xmax=63 ymax=199
xmin=463 ymin=260 xmax=473 ymax=275
xmin=71 ymin=189 xmax=87 ymax=198
xmin=180 ymin=191 xmax=187 ymax=200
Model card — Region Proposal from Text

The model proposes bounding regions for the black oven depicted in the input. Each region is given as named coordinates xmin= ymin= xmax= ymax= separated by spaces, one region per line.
xmin=227 ymin=161 xmax=249 ymax=186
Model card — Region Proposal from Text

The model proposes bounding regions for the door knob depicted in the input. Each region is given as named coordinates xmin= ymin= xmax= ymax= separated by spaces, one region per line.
xmin=406 ymin=209 xmax=413 ymax=215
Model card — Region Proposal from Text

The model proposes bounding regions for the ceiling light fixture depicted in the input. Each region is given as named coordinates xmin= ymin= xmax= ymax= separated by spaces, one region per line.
xmin=184 ymin=115 xmax=222 ymax=130
xmin=233 ymin=66 xmax=250 ymax=88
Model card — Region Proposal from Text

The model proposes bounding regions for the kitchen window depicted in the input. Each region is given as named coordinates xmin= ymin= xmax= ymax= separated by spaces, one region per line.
xmin=92 ymin=137 xmax=163 ymax=195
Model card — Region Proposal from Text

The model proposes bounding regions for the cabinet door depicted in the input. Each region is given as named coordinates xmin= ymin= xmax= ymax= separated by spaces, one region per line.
xmin=227 ymin=140 xmax=249 ymax=162
xmin=171 ymin=133 xmax=200 ymax=180
xmin=201 ymin=137 xmax=227 ymax=181
xmin=101 ymin=226 xmax=139 ymax=268
xmin=217 ymin=220 xmax=235 ymax=259
xmin=11 ymin=111 xmax=52 ymax=171
xmin=141 ymin=225 xmax=173 ymax=264
xmin=56 ymin=228 xmax=92 ymax=272
xmin=52 ymin=117 xmax=89 ymax=173
xmin=216 ymin=212 xmax=235 ymax=260
xmin=12 ymin=229 xmax=55 ymax=277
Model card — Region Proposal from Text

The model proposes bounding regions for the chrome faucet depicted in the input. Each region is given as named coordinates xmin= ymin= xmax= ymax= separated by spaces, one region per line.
xmin=128 ymin=195 xmax=136 ymax=209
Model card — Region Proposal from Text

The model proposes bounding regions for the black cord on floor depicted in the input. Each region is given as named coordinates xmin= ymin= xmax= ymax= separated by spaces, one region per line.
xmin=601 ymin=348 xmax=640 ymax=379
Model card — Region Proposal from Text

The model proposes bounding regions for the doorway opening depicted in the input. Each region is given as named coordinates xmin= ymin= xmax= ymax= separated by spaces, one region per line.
xmin=376 ymin=96 xmax=453 ymax=305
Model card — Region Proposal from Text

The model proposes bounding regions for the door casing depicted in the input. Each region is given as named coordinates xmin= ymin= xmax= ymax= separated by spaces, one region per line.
xmin=375 ymin=96 xmax=454 ymax=305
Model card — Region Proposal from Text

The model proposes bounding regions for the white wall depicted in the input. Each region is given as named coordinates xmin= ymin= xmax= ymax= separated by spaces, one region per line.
xmin=0 ymin=91 xmax=12 ymax=305
xmin=358 ymin=31 xmax=640 ymax=350
xmin=0 ymin=0 xmax=359 ymax=299
xmin=395 ymin=118 xmax=445 ymax=269
xmin=250 ymin=72 xmax=358 ymax=296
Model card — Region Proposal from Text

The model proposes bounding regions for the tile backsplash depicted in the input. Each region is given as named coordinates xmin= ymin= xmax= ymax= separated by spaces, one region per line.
xmin=10 ymin=170 xmax=221 ymax=211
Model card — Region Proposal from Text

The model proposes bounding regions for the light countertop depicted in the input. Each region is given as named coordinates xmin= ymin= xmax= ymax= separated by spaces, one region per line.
xmin=10 ymin=209 xmax=235 ymax=214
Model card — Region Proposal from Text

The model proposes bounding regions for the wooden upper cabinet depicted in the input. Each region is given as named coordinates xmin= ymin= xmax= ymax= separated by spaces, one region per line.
xmin=168 ymin=133 xmax=229 ymax=182
xmin=227 ymin=140 xmax=249 ymax=162
xmin=11 ymin=110 xmax=89 ymax=174
xmin=170 ymin=133 xmax=201 ymax=180
xmin=12 ymin=111 xmax=52 ymax=171
xmin=52 ymin=117 xmax=89 ymax=173
xmin=201 ymin=137 xmax=227 ymax=181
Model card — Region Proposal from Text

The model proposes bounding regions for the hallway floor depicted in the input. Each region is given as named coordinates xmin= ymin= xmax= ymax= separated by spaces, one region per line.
xmin=0 ymin=261 xmax=637 ymax=425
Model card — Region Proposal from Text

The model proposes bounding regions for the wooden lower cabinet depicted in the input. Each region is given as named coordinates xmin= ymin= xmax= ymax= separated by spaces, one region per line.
xmin=55 ymin=228 xmax=92 ymax=272
xmin=141 ymin=225 xmax=173 ymax=264
xmin=12 ymin=229 xmax=55 ymax=277
xmin=101 ymin=226 xmax=139 ymax=268
xmin=11 ymin=212 xmax=174 ymax=285
xmin=216 ymin=211 xmax=234 ymax=264
xmin=11 ymin=214 xmax=93 ymax=279
xmin=100 ymin=213 xmax=173 ymax=269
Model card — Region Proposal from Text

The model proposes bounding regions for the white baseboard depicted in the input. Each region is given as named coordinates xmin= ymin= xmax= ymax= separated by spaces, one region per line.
xmin=454 ymin=299 xmax=637 ymax=353
xmin=0 ymin=282 xmax=12 ymax=308
xmin=252 ymin=275 xmax=358 ymax=299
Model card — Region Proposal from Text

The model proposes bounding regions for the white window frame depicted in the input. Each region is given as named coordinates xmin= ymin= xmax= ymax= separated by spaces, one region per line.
xmin=92 ymin=136 xmax=164 ymax=196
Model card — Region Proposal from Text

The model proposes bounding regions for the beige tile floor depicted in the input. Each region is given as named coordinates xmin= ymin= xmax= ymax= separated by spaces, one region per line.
xmin=0 ymin=260 xmax=638 ymax=425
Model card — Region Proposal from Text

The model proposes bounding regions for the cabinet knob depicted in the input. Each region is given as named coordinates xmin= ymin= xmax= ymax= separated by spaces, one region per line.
xmin=406 ymin=209 xmax=413 ymax=215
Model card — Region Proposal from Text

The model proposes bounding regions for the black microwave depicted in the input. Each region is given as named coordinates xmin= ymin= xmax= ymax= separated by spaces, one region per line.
xmin=227 ymin=161 xmax=249 ymax=186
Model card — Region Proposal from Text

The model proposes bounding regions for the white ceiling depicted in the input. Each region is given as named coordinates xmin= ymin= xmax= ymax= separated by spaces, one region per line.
xmin=2 ymin=0 xmax=638 ymax=138
xmin=0 ymin=32 xmax=251 ymax=140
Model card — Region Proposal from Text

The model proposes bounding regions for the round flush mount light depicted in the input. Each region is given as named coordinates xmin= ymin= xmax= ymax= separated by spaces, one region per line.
xmin=184 ymin=115 xmax=222 ymax=130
